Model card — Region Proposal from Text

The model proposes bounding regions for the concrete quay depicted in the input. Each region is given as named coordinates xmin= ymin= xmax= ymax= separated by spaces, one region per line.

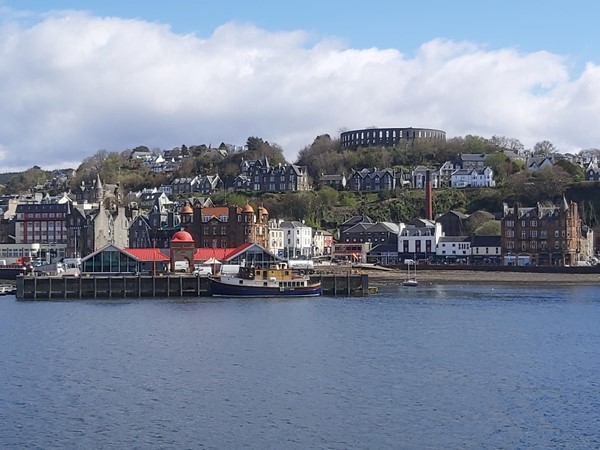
xmin=16 ymin=273 xmax=370 ymax=300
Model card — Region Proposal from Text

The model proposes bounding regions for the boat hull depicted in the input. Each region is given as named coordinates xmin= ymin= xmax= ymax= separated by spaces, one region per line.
xmin=0 ymin=267 xmax=26 ymax=280
xmin=210 ymin=278 xmax=322 ymax=297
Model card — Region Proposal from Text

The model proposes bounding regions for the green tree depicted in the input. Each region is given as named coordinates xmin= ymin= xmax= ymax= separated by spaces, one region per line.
xmin=555 ymin=159 xmax=584 ymax=182
xmin=474 ymin=220 xmax=501 ymax=236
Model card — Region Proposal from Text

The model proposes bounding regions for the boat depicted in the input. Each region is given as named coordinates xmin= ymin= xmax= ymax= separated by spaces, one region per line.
xmin=0 ymin=284 xmax=16 ymax=295
xmin=210 ymin=262 xmax=322 ymax=297
xmin=0 ymin=264 xmax=27 ymax=280
xmin=402 ymin=259 xmax=418 ymax=287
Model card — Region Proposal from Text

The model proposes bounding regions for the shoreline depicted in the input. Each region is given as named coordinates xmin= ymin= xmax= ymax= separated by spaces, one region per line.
xmin=316 ymin=267 xmax=600 ymax=286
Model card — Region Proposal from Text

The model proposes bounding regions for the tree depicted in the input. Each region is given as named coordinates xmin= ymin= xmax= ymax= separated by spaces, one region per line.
xmin=488 ymin=136 xmax=524 ymax=154
xmin=475 ymin=220 xmax=501 ymax=236
xmin=533 ymin=166 xmax=570 ymax=199
xmin=532 ymin=140 xmax=557 ymax=156
xmin=464 ymin=210 xmax=494 ymax=234
xmin=555 ymin=159 xmax=584 ymax=182
xmin=484 ymin=152 xmax=511 ymax=182
xmin=464 ymin=135 xmax=489 ymax=153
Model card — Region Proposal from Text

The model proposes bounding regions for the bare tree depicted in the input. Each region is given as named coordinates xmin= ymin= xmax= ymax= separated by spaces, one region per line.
xmin=533 ymin=140 xmax=557 ymax=156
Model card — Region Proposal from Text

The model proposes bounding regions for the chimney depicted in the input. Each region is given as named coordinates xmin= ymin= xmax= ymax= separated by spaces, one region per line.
xmin=425 ymin=170 xmax=433 ymax=220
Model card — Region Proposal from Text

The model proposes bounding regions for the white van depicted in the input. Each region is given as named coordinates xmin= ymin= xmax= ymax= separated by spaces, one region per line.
xmin=193 ymin=266 xmax=212 ymax=276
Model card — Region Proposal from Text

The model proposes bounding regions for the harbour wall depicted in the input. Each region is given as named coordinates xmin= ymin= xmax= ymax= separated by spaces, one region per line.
xmin=16 ymin=273 xmax=370 ymax=300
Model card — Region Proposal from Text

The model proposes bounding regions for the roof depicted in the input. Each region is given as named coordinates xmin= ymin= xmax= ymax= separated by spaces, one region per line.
xmin=367 ymin=222 xmax=400 ymax=233
xmin=123 ymin=248 xmax=170 ymax=261
xmin=201 ymin=206 xmax=234 ymax=219
xmin=438 ymin=236 xmax=471 ymax=243
xmin=341 ymin=215 xmax=374 ymax=227
xmin=193 ymin=248 xmax=233 ymax=261
xmin=471 ymin=235 xmax=501 ymax=247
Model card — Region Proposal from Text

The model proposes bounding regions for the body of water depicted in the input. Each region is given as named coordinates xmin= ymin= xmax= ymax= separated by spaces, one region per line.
xmin=1 ymin=283 xmax=600 ymax=449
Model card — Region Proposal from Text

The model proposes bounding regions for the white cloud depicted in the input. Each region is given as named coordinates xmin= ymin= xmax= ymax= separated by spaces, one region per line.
xmin=0 ymin=10 xmax=598 ymax=172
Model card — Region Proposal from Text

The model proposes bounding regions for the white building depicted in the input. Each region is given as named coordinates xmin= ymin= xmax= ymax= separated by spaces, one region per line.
xmin=397 ymin=219 xmax=444 ymax=261
xmin=450 ymin=167 xmax=495 ymax=188
xmin=436 ymin=236 xmax=471 ymax=262
xmin=267 ymin=219 xmax=284 ymax=258
xmin=279 ymin=220 xmax=313 ymax=258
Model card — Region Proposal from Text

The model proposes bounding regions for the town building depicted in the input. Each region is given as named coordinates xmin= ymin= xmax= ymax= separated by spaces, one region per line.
xmin=500 ymin=198 xmax=582 ymax=266
xmin=397 ymin=219 xmax=444 ymax=262
xmin=470 ymin=235 xmax=502 ymax=265
xmin=279 ymin=220 xmax=313 ymax=258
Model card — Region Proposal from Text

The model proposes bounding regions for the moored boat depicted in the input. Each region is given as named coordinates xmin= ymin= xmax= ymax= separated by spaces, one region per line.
xmin=210 ymin=262 xmax=322 ymax=297
xmin=402 ymin=259 xmax=418 ymax=287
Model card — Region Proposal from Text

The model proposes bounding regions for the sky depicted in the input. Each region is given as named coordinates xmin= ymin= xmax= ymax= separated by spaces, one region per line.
xmin=2 ymin=0 xmax=600 ymax=172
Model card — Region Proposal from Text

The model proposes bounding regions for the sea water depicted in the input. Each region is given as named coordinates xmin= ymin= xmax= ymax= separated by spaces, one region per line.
xmin=1 ymin=283 xmax=599 ymax=449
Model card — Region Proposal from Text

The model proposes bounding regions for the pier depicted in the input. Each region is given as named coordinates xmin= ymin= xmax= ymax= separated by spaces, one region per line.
xmin=15 ymin=273 xmax=370 ymax=300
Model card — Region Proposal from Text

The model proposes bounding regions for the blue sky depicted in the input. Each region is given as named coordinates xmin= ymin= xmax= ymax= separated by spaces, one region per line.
xmin=1 ymin=0 xmax=600 ymax=171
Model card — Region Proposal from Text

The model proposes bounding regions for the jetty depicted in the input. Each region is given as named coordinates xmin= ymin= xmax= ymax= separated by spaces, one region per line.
xmin=15 ymin=273 xmax=370 ymax=300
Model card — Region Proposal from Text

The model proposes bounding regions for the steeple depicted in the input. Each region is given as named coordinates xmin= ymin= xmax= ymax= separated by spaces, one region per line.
xmin=95 ymin=173 xmax=103 ymax=201
xmin=561 ymin=195 xmax=569 ymax=213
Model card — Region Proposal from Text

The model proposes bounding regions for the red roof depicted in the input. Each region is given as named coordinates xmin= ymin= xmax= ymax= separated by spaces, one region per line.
xmin=123 ymin=243 xmax=259 ymax=262
xmin=171 ymin=230 xmax=194 ymax=242
xmin=193 ymin=247 xmax=232 ymax=261
xmin=123 ymin=248 xmax=170 ymax=261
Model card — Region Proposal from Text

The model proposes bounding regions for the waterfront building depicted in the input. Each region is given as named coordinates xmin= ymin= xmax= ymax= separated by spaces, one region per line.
xmin=435 ymin=236 xmax=471 ymax=263
xmin=313 ymin=229 xmax=333 ymax=256
xmin=339 ymin=215 xmax=375 ymax=236
xmin=267 ymin=219 xmax=284 ymax=258
xmin=470 ymin=235 xmax=502 ymax=265
xmin=500 ymin=198 xmax=582 ymax=266
xmin=436 ymin=211 xmax=469 ymax=236
xmin=278 ymin=220 xmax=313 ymax=258
xmin=331 ymin=242 xmax=371 ymax=263
xmin=397 ymin=219 xmax=444 ymax=263
xmin=185 ymin=204 xmax=269 ymax=249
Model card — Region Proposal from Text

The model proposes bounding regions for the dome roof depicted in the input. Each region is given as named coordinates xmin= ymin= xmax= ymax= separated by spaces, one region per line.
xmin=171 ymin=230 xmax=194 ymax=242
xmin=258 ymin=206 xmax=268 ymax=215
xmin=242 ymin=203 xmax=255 ymax=213
xmin=181 ymin=204 xmax=193 ymax=214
